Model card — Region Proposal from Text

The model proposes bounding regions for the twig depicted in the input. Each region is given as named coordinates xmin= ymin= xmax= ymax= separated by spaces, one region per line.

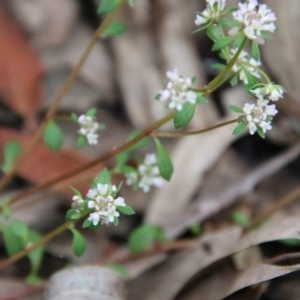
xmin=249 ymin=185 xmax=300 ymax=230
xmin=153 ymin=118 xmax=239 ymax=138
xmin=0 ymin=0 xmax=126 ymax=193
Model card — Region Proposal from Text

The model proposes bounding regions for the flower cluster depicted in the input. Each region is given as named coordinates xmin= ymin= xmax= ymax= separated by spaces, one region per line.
xmin=230 ymin=48 xmax=261 ymax=85
xmin=156 ymin=69 xmax=197 ymax=111
xmin=241 ymin=82 xmax=285 ymax=135
xmin=195 ymin=0 xmax=226 ymax=26
xmin=231 ymin=0 xmax=276 ymax=43
xmin=251 ymin=83 xmax=285 ymax=102
xmin=77 ymin=114 xmax=99 ymax=145
xmin=126 ymin=153 xmax=164 ymax=193
xmin=243 ymin=99 xmax=278 ymax=135
xmin=72 ymin=183 xmax=126 ymax=226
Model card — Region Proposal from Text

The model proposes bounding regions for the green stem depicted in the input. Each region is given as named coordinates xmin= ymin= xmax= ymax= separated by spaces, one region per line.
xmin=0 ymin=0 xmax=126 ymax=194
xmin=153 ymin=118 xmax=239 ymax=138
xmin=243 ymin=62 xmax=271 ymax=83
xmin=7 ymin=42 xmax=248 ymax=207
xmin=0 ymin=221 xmax=72 ymax=271
xmin=195 ymin=38 xmax=246 ymax=94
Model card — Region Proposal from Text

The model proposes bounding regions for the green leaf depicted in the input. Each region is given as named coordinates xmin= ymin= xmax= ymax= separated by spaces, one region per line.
xmin=229 ymin=105 xmax=244 ymax=113
xmin=127 ymin=0 xmax=134 ymax=7
xmin=196 ymin=93 xmax=207 ymax=104
xmin=11 ymin=220 xmax=29 ymax=242
xmin=70 ymin=113 xmax=78 ymax=122
xmin=93 ymin=168 xmax=111 ymax=186
xmin=2 ymin=140 xmax=22 ymax=171
xmin=43 ymin=120 xmax=63 ymax=151
xmin=65 ymin=209 xmax=82 ymax=221
xmin=86 ymin=107 xmax=97 ymax=117
xmin=233 ymin=32 xmax=246 ymax=48
xmin=107 ymin=263 xmax=128 ymax=279
xmin=26 ymin=274 xmax=43 ymax=284
xmin=230 ymin=75 xmax=239 ymax=86
xmin=129 ymin=224 xmax=166 ymax=253
xmin=231 ymin=211 xmax=251 ymax=228
xmin=233 ymin=122 xmax=247 ymax=136
xmin=128 ymin=130 xmax=150 ymax=150
xmin=113 ymin=217 xmax=119 ymax=226
xmin=154 ymin=138 xmax=174 ymax=181
xmin=117 ymin=205 xmax=135 ymax=215
xmin=279 ymin=239 xmax=300 ymax=247
xmin=251 ymin=40 xmax=260 ymax=60
xmin=0 ymin=224 xmax=23 ymax=256
xmin=257 ymin=127 xmax=266 ymax=139
xmin=70 ymin=186 xmax=82 ymax=197
xmin=120 ymin=165 xmax=136 ymax=174
xmin=116 ymin=152 xmax=129 ymax=169
xmin=98 ymin=123 xmax=106 ymax=131
xmin=206 ymin=24 xmax=225 ymax=42
xmin=103 ymin=21 xmax=126 ymax=37
xmin=82 ymin=219 xmax=93 ymax=228
xmin=212 ymin=63 xmax=226 ymax=71
xmin=189 ymin=224 xmax=202 ymax=236
xmin=212 ymin=35 xmax=235 ymax=51
xmin=2 ymin=206 xmax=12 ymax=219
xmin=218 ymin=18 xmax=241 ymax=28
xmin=97 ymin=0 xmax=121 ymax=14
xmin=26 ymin=230 xmax=44 ymax=277
xmin=191 ymin=75 xmax=198 ymax=84
xmin=71 ymin=228 xmax=86 ymax=256
xmin=77 ymin=135 xmax=87 ymax=148
xmin=173 ymin=103 xmax=196 ymax=129
xmin=244 ymin=69 xmax=260 ymax=90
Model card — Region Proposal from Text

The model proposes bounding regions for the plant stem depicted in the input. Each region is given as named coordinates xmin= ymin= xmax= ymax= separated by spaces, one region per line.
xmin=0 ymin=221 xmax=72 ymax=271
xmin=248 ymin=185 xmax=300 ymax=230
xmin=153 ymin=118 xmax=239 ymax=138
xmin=6 ymin=42 xmax=248 ymax=206
xmin=0 ymin=1 xmax=125 ymax=193
xmin=9 ymin=111 xmax=175 ymax=205
xmin=194 ymin=38 xmax=247 ymax=94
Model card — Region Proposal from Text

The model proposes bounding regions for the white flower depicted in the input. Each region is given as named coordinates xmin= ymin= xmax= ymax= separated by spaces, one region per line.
xmin=232 ymin=0 xmax=276 ymax=43
xmin=156 ymin=69 xmax=198 ymax=111
xmin=195 ymin=0 xmax=226 ymax=26
xmin=114 ymin=197 xmax=126 ymax=207
xmin=126 ymin=153 xmax=165 ymax=193
xmin=230 ymin=49 xmax=261 ymax=84
xmin=78 ymin=114 xmax=99 ymax=145
xmin=85 ymin=183 xmax=127 ymax=226
xmin=88 ymin=212 xmax=101 ymax=226
xmin=102 ymin=206 xmax=119 ymax=225
xmin=243 ymin=99 xmax=278 ymax=135
xmin=71 ymin=195 xmax=84 ymax=212
xmin=86 ymin=132 xmax=98 ymax=145
xmin=251 ymin=83 xmax=285 ymax=101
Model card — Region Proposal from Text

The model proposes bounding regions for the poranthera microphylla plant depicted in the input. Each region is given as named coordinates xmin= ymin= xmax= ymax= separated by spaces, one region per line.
xmin=0 ymin=0 xmax=286 ymax=278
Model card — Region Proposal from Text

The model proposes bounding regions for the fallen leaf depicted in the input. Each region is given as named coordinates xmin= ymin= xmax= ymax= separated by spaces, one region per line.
xmin=0 ymin=6 xmax=43 ymax=132
xmin=127 ymin=214 xmax=300 ymax=299
xmin=0 ymin=127 xmax=101 ymax=198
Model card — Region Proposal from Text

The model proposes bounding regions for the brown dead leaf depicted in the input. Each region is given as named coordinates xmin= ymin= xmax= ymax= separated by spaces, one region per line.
xmin=0 ymin=127 xmax=101 ymax=198
xmin=127 ymin=214 xmax=300 ymax=299
xmin=225 ymin=263 xmax=300 ymax=298
xmin=0 ymin=6 xmax=43 ymax=132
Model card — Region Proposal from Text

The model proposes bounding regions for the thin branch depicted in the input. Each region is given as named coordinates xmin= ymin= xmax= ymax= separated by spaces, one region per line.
xmin=0 ymin=0 xmax=126 ymax=193
xmin=8 ymin=111 xmax=175 ymax=206
xmin=249 ymin=185 xmax=300 ymax=230
xmin=153 ymin=118 xmax=239 ymax=138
